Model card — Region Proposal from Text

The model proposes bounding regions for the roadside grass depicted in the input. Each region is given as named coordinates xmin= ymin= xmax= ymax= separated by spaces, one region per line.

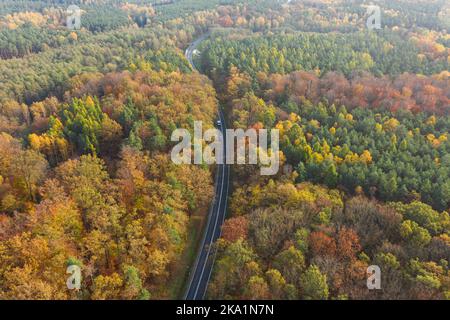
xmin=166 ymin=213 xmax=205 ymax=299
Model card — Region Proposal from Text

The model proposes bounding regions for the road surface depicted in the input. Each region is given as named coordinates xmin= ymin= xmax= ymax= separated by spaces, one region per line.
xmin=184 ymin=35 xmax=230 ymax=300
xmin=184 ymin=34 xmax=208 ymax=72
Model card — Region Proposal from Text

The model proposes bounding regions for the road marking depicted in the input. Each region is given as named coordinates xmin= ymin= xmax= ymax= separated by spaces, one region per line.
xmin=183 ymin=153 xmax=220 ymax=299
xmin=203 ymin=112 xmax=229 ymax=299
xmin=183 ymin=34 xmax=229 ymax=300
xmin=192 ymin=110 xmax=226 ymax=299
xmin=183 ymin=37 xmax=211 ymax=300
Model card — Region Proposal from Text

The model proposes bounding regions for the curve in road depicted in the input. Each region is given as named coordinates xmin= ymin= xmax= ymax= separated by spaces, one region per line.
xmin=184 ymin=35 xmax=230 ymax=300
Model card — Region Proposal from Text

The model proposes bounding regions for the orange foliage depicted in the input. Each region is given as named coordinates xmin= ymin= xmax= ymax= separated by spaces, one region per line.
xmin=222 ymin=216 xmax=249 ymax=242
xmin=309 ymin=231 xmax=337 ymax=258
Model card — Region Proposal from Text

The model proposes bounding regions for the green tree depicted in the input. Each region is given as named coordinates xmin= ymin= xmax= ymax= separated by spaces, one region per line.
xmin=299 ymin=265 xmax=329 ymax=300
xmin=122 ymin=265 xmax=150 ymax=300
xmin=62 ymin=96 xmax=104 ymax=155
xmin=273 ymin=246 xmax=306 ymax=285
xmin=400 ymin=220 xmax=432 ymax=247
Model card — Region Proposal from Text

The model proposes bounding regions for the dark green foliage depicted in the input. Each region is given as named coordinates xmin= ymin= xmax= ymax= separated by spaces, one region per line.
xmin=61 ymin=96 xmax=104 ymax=155
xmin=280 ymin=102 xmax=450 ymax=211
xmin=82 ymin=6 xmax=131 ymax=33
xmin=201 ymin=31 xmax=448 ymax=79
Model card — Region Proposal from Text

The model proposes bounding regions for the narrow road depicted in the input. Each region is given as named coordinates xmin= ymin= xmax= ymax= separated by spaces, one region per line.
xmin=184 ymin=33 xmax=208 ymax=72
xmin=184 ymin=35 xmax=230 ymax=300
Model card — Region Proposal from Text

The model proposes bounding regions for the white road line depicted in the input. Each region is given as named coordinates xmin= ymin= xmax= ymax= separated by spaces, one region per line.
xmin=192 ymin=121 xmax=226 ymax=298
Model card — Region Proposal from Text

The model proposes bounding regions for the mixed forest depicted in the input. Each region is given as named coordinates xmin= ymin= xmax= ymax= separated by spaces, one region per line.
xmin=0 ymin=0 xmax=449 ymax=300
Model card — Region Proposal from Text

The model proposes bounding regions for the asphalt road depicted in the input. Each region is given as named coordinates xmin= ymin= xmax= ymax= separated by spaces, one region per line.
xmin=184 ymin=35 xmax=230 ymax=300
xmin=184 ymin=34 xmax=208 ymax=72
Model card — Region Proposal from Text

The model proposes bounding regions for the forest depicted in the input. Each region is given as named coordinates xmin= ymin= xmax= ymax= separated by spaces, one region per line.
xmin=0 ymin=0 xmax=220 ymax=298
xmin=199 ymin=31 xmax=448 ymax=77
xmin=0 ymin=0 xmax=449 ymax=300
xmin=0 ymin=68 xmax=218 ymax=299
xmin=199 ymin=0 xmax=450 ymax=300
